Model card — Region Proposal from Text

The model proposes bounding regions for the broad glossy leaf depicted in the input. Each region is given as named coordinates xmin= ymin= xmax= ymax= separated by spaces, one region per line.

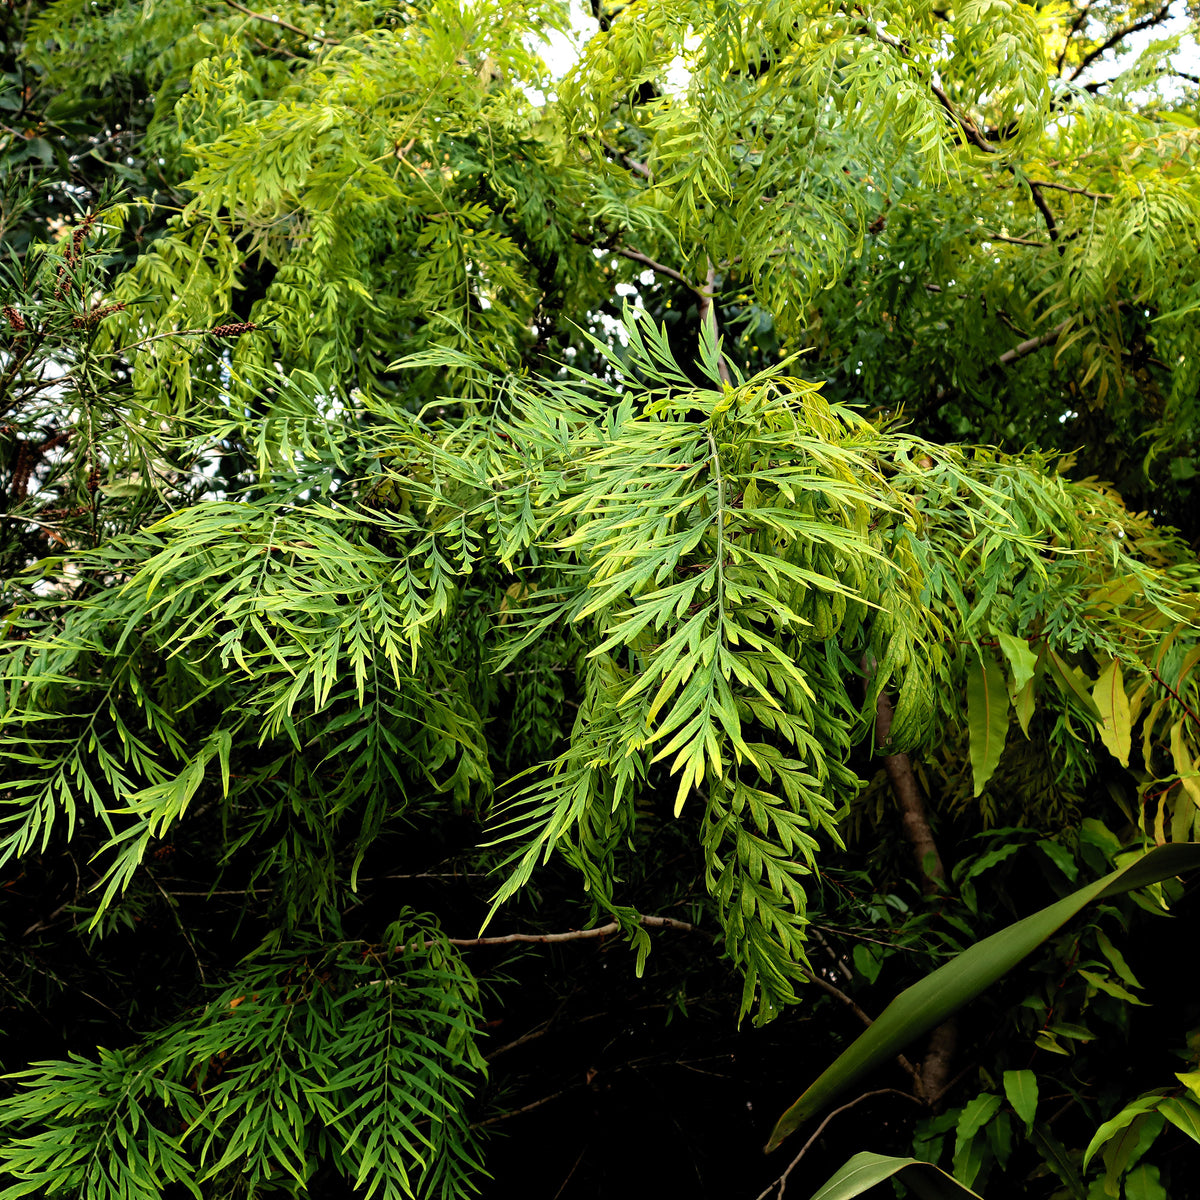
xmin=806 ymin=1151 xmax=984 ymax=1200
xmin=766 ymin=843 xmax=1200 ymax=1152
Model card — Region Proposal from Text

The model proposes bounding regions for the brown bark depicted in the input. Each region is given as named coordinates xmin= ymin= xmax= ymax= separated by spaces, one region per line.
xmin=872 ymin=686 xmax=957 ymax=1102
xmin=874 ymin=690 xmax=945 ymax=893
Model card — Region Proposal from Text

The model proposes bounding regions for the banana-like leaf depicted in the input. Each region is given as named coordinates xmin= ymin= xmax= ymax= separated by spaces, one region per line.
xmin=806 ymin=1152 xmax=984 ymax=1200
xmin=766 ymin=843 xmax=1200 ymax=1152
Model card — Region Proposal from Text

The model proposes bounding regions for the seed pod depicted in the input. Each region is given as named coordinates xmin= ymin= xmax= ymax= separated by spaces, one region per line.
xmin=69 ymin=212 xmax=97 ymax=265
xmin=71 ymin=302 xmax=126 ymax=329
xmin=3 ymin=304 xmax=26 ymax=331
xmin=210 ymin=321 xmax=258 ymax=337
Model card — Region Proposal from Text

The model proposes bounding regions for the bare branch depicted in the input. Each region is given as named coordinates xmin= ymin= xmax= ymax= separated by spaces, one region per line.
xmin=875 ymin=692 xmax=944 ymax=893
xmin=870 ymin=26 xmax=1066 ymax=250
xmin=220 ymin=0 xmax=339 ymax=45
xmin=997 ymin=315 xmax=1073 ymax=364
xmin=472 ymin=1086 xmax=574 ymax=1127
xmin=1025 ymin=181 xmax=1062 ymax=245
xmin=614 ymin=246 xmax=691 ymax=287
xmin=1069 ymin=3 xmax=1171 ymax=80
xmin=697 ymin=260 xmax=732 ymax=386
xmin=447 ymin=914 xmax=703 ymax=948
xmin=1057 ymin=2 xmax=1094 ymax=74
xmin=799 ymin=966 xmax=921 ymax=1082
xmin=1029 ymin=180 xmax=1114 ymax=200
xmin=757 ymin=1089 xmax=922 ymax=1197
xmin=989 ymin=233 xmax=1051 ymax=247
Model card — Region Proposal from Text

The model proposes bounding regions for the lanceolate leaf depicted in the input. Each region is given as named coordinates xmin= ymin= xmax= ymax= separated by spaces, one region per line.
xmin=966 ymin=651 xmax=1009 ymax=796
xmin=1157 ymin=1096 xmax=1200 ymax=1146
xmin=766 ymin=843 xmax=1200 ymax=1152
xmin=996 ymin=631 xmax=1038 ymax=694
xmin=805 ymin=1151 xmax=985 ymax=1200
xmin=1002 ymin=1069 xmax=1038 ymax=1134
xmin=1047 ymin=650 xmax=1103 ymax=721
xmin=1083 ymin=1094 xmax=1163 ymax=1168
xmin=1092 ymin=659 xmax=1132 ymax=767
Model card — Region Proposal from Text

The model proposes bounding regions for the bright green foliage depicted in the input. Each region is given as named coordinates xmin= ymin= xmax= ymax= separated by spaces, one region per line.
xmin=3 ymin=0 xmax=1200 ymax=1197
xmin=0 ymin=918 xmax=486 ymax=1199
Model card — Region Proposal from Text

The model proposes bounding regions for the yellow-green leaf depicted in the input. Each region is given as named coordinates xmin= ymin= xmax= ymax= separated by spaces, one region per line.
xmin=967 ymin=651 xmax=1009 ymax=796
xmin=1170 ymin=720 xmax=1200 ymax=810
xmin=1092 ymin=659 xmax=1131 ymax=767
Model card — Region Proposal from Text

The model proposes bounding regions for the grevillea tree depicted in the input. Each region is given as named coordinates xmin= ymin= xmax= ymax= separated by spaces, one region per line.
xmin=1 ymin=1 xmax=1200 ymax=1197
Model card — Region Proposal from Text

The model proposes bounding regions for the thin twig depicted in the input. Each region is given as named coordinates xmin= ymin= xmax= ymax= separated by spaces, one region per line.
xmin=757 ymin=1089 xmax=922 ymax=1198
xmin=811 ymin=928 xmax=854 ymax=984
xmin=1069 ymin=3 xmax=1171 ymax=80
xmin=799 ymin=966 xmax=920 ymax=1082
xmin=447 ymin=914 xmax=701 ymax=948
xmin=869 ymin=24 xmax=1066 ymax=250
xmin=1029 ymin=180 xmax=1114 ymax=200
xmin=997 ymin=316 xmax=1073 ymax=365
xmin=697 ymin=260 xmax=732 ymax=385
xmin=219 ymin=0 xmax=339 ymax=44
xmin=988 ymin=233 xmax=1050 ymax=247
xmin=1056 ymin=1 xmax=1094 ymax=74
xmin=1025 ymin=182 xmax=1061 ymax=245
xmin=472 ymin=1085 xmax=574 ymax=1127
xmin=144 ymin=865 xmax=207 ymax=984
xmin=614 ymin=246 xmax=691 ymax=287
xmin=1151 ymin=667 xmax=1200 ymax=732
xmin=552 ymin=1144 xmax=588 ymax=1200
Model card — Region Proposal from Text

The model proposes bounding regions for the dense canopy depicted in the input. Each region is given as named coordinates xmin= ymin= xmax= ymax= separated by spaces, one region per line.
xmin=1 ymin=1 xmax=1200 ymax=1197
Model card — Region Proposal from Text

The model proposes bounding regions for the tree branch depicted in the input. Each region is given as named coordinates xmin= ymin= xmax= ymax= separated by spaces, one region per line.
xmin=874 ymin=692 xmax=944 ymax=893
xmin=1025 ymin=181 xmax=1062 ymax=246
xmin=997 ymin=315 xmax=1073 ymax=364
xmin=1029 ymin=180 xmax=1114 ymax=200
xmin=1056 ymin=2 xmax=1094 ymax=74
xmin=697 ymin=260 xmax=732 ymax=386
xmin=614 ymin=246 xmax=691 ymax=287
xmin=219 ymin=0 xmax=339 ymax=45
xmin=447 ymin=914 xmax=703 ymax=948
xmin=1069 ymin=3 xmax=1171 ymax=80
xmin=870 ymin=678 xmax=958 ymax=1103
xmin=989 ymin=233 xmax=1051 ymax=247
xmin=870 ymin=26 xmax=1066 ymax=250
xmin=756 ymin=1089 xmax=922 ymax=1198
xmin=799 ymin=966 xmax=920 ymax=1082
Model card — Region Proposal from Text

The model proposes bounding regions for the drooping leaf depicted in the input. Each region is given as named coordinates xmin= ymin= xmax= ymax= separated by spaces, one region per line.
xmin=966 ymin=651 xmax=1009 ymax=796
xmin=996 ymin=631 xmax=1038 ymax=694
xmin=1157 ymin=1095 xmax=1200 ymax=1146
xmin=1083 ymin=1096 xmax=1163 ymax=1168
xmin=1002 ymin=1069 xmax=1038 ymax=1134
xmin=766 ymin=843 xmax=1200 ymax=1151
xmin=1092 ymin=659 xmax=1132 ymax=767
xmin=805 ymin=1151 xmax=985 ymax=1200
xmin=953 ymin=1093 xmax=1002 ymax=1188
